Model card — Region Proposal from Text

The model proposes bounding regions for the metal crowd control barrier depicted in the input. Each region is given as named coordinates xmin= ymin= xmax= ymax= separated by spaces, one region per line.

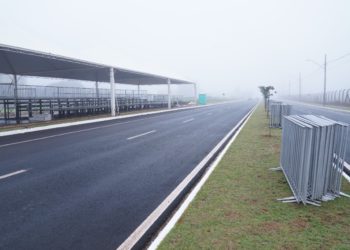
xmin=269 ymin=102 xmax=291 ymax=128
xmin=278 ymin=115 xmax=349 ymax=206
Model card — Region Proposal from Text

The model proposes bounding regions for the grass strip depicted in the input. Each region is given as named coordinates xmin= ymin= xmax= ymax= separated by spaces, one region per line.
xmin=159 ymin=104 xmax=350 ymax=250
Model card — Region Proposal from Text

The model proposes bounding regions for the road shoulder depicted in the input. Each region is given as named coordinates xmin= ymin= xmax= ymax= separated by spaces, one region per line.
xmin=158 ymin=104 xmax=350 ymax=249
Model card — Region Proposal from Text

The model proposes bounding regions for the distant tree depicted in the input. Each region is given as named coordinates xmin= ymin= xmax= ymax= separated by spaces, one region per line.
xmin=259 ymin=85 xmax=275 ymax=110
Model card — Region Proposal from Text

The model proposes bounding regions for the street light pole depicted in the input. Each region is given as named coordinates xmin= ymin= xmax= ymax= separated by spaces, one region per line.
xmin=323 ymin=54 xmax=327 ymax=106
xmin=299 ymin=72 xmax=301 ymax=100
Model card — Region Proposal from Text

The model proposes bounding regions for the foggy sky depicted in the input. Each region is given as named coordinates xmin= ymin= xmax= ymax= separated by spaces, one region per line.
xmin=1 ymin=0 xmax=350 ymax=98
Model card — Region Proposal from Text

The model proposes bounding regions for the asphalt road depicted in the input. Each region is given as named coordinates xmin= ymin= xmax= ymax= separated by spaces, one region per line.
xmin=284 ymin=101 xmax=350 ymax=163
xmin=0 ymin=100 xmax=256 ymax=250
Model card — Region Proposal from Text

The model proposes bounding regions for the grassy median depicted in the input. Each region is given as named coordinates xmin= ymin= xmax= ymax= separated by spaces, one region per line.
xmin=159 ymin=105 xmax=350 ymax=250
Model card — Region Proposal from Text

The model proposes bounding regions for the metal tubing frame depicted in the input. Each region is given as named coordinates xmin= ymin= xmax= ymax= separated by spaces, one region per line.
xmin=167 ymin=78 xmax=171 ymax=109
xmin=110 ymin=67 xmax=116 ymax=116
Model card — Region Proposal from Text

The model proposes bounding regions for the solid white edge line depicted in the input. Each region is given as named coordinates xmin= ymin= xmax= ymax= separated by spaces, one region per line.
xmin=116 ymin=102 xmax=258 ymax=250
xmin=0 ymin=169 xmax=28 ymax=180
xmin=127 ymin=130 xmax=156 ymax=140
xmin=182 ymin=118 xmax=194 ymax=123
xmin=147 ymin=104 xmax=258 ymax=250
xmin=0 ymin=100 xmax=243 ymax=137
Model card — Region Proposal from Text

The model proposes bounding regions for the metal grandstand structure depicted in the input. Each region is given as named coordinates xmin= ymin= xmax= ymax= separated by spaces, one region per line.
xmin=0 ymin=44 xmax=197 ymax=124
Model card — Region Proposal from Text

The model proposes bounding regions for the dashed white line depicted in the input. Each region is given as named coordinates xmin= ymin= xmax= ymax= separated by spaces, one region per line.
xmin=0 ymin=118 xmax=155 ymax=148
xmin=182 ymin=118 xmax=194 ymax=124
xmin=127 ymin=130 xmax=156 ymax=140
xmin=0 ymin=169 xmax=28 ymax=180
xmin=117 ymin=103 xmax=258 ymax=250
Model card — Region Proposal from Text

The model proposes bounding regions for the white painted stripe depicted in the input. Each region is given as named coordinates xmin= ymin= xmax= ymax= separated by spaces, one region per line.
xmin=0 ymin=169 xmax=28 ymax=180
xmin=182 ymin=118 xmax=194 ymax=124
xmin=147 ymin=104 xmax=258 ymax=250
xmin=0 ymin=118 xmax=153 ymax=148
xmin=127 ymin=130 xmax=156 ymax=140
xmin=0 ymin=101 xmax=245 ymax=148
xmin=0 ymin=101 xmax=240 ymax=137
xmin=116 ymin=102 xmax=258 ymax=250
xmin=0 ymin=100 xmax=246 ymax=138
xmin=0 ymin=106 xmax=196 ymax=137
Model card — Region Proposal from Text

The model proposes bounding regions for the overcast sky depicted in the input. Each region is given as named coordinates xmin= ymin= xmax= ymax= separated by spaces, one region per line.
xmin=1 ymin=0 xmax=350 ymax=97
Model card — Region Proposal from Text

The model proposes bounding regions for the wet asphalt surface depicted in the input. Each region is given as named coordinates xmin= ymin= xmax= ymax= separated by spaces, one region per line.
xmin=0 ymin=100 xmax=256 ymax=250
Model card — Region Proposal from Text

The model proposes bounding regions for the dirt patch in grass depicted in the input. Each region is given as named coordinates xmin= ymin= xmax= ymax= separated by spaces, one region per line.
xmin=159 ymin=104 xmax=350 ymax=250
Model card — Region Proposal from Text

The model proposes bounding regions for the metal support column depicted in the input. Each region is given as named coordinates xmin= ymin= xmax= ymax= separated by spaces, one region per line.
xmin=194 ymin=83 xmax=198 ymax=105
xmin=95 ymin=81 xmax=99 ymax=98
xmin=167 ymin=78 xmax=171 ymax=109
xmin=14 ymin=74 xmax=20 ymax=124
xmin=323 ymin=54 xmax=327 ymax=106
xmin=298 ymin=72 xmax=301 ymax=100
xmin=110 ymin=67 xmax=116 ymax=116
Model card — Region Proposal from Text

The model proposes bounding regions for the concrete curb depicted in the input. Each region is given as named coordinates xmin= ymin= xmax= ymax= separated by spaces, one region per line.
xmin=0 ymin=103 xmax=219 ymax=137
xmin=116 ymin=102 xmax=258 ymax=250
xmin=0 ymin=101 xmax=245 ymax=137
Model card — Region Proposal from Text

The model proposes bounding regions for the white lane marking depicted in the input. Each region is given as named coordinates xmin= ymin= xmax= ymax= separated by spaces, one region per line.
xmin=207 ymin=112 xmax=212 ymax=115
xmin=147 ymin=103 xmax=258 ymax=250
xmin=0 ymin=169 xmax=28 ymax=180
xmin=0 ymin=104 xmax=226 ymax=148
xmin=182 ymin=118 xmax=194 ymax=124
xmin=0 ymin=101 xmax=235 ymax=137
xmin=0 ymin=118 xmax=156 ymax=149
xmin=0 ymin=100 xmax=249 ymax=148
xmin=127 ymin=130 xmax=156 ymax=140
xmin=116 ymin=102 xmax=259 ymax=250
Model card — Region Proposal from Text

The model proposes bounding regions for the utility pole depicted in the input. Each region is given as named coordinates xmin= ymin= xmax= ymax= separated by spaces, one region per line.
xmin=289 ymin=81 xmax=291 ymax=96
xmin=299 ymin=72 xmax=301 ymax=100
xmin=323 ymin=54 xmax=327 ymax=106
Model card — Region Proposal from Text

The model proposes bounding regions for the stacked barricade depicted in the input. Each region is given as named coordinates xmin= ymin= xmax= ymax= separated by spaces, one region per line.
xmin=280 ymin=115 xmax=349 ymax=205
xmin=269 ymin=101 xmax=291 ymax=128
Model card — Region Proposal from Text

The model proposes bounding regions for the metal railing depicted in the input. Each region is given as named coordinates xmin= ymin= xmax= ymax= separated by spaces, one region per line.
xmin=268 ymin=101 xmax=291 ymax=128
xmin=279 ymin=115 xmax=349 ymax=205
xmin=285 ymin=89 xmax=350 ymax=106
xmin=0 ymin=83 xmax=148 ymax=99
xmin=0 ymin=83 xmax=190 ymax=124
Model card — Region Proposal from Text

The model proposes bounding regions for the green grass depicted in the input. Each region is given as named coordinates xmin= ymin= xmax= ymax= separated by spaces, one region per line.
xmin=159 ymin=105 xmax=350 ymax=250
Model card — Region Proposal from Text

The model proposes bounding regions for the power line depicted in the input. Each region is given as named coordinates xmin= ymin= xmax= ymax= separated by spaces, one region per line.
xmin=328 ymin=52 xmax=350 ymax=64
